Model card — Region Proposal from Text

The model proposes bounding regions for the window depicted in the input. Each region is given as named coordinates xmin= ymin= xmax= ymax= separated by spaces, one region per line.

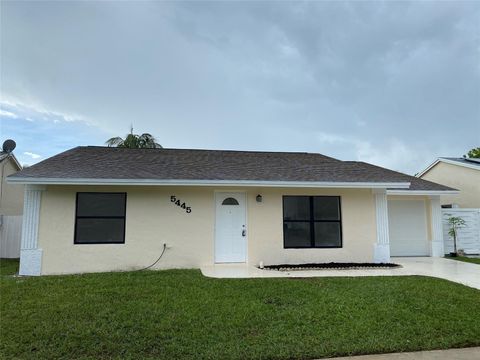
xmin=283 ymin=196 xmax=342 ymax=248
xmin=74 ymin=193 xmax=126 ymax=244
xmin=222 ymin=197 xmax=239 ymax=205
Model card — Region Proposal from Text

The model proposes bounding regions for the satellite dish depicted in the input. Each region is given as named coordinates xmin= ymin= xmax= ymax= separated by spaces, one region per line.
xmin=2 ymin=139 xmax=16 ymax=153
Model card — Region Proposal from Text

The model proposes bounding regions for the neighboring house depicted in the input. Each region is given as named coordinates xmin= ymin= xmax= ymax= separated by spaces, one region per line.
xmin=0 ymin=152 xmax=24 ymax=258
xmin=417 ymin=157 xmax=480 ymax=208
xmin=7 ymin=147 xmax=457 ymax=276
xmin=417 ymin=157 xmax=480 ymax=254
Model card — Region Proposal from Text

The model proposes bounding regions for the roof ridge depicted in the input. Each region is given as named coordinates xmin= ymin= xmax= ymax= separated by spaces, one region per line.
xmin=82 ymin=146 xmax=341 ymax=159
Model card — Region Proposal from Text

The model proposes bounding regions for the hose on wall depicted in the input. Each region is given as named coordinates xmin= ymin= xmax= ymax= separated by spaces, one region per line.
xmin=135 ymin=243 xmax=168 ymax=271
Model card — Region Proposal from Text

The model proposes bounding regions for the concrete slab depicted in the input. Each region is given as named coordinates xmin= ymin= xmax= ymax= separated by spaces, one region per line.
xmin=201 ymin=257 xmax=480 ymax=290
xmin=323 ymin=347 xmax=480 ymax=359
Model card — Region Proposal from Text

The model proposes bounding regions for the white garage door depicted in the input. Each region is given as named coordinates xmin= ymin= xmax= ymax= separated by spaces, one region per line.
xmin=388 ymin=200 xmax=429 ymax=256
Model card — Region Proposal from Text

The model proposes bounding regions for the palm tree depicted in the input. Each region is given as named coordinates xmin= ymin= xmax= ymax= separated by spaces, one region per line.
xmin=106 ymin=127 xmax=162 ymax=149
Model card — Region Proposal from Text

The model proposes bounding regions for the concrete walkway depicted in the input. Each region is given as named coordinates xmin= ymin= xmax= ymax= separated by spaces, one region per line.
xmin=324 ymin=347 xmax=480 ymax=359
xmin=201 ymin=257 xmax=480 ymax=290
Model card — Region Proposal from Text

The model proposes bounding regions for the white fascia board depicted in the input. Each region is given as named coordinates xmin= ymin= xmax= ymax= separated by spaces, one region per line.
xmin=6 ymin=177 xmax=411 ymax=189
xmin=1 ymin=153 xmax=22 ymax=171
xmin=438 ymin=158 xmax=480 ymax=171
xmin=416 ymin=159 xmax=440 ymax=178
xmin=441 ymin=208 xmax=480 ymax=212
xmin=387 ymin=190 xmax=459 ymax=196
xmin=417 ymin=158 xmax=480 ymax=177
xmin=10 ymin=154 xmax=22 ymax=170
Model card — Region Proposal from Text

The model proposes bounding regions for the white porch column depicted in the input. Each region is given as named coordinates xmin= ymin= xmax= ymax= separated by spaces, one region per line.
xmin=429 ymin=195 xmax=444 ymax=257
xmin=19 ymin=185 xmax=45 ymax=276
xmin=373 ymin=189 xmax=391 ymax=263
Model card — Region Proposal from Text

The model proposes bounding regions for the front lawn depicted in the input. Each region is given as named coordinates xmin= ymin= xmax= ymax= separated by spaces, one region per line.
xmin=0 ymin=258 xmax=19 ymax=276
xmin=1 ymin=259 xmax=479 ymax=359
xmin=445 ymin=256 xmax=480 ymax=265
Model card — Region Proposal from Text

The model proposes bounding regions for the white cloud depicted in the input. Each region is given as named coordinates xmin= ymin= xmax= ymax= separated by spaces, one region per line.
xmin=316 ymin=132 xmax=351 ymax=145
xmin=0 ymin=99 xmax=89 ymax=125
xmin=315 ymin=131 xmax=434 ymax=174
xmin=0 ymin=109 xmax=18 ymax=118
xmin=354 ymin=139 xmax=434 ymax=175
xmin=23 ymin=151 xmax=42 ymax=159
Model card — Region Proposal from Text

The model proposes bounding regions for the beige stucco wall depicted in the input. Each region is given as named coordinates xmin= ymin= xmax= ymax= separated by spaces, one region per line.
xmin=37 ymin=185 xmax=378 ymax=275
xmin=420 ymin=162 xmax=480 ymax=208
xmin=38 ymin=186 xmax=215 ymax=274
xmin=247 ymin=188 xmax=376 ymax=265
xmin=0 ymin=159 xmax=24 ymax=216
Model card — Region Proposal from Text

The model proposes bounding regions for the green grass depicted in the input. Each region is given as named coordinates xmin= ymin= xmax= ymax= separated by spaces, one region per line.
xmin=1 ymin=259 xmax=479 ymax=360
xmin=0 ymin=258 xmax=19 ymax=276
xmin=445 ymin=256 xmax=480 ymax=265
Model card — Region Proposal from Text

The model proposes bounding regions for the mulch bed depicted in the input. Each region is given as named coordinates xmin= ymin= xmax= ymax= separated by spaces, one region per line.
xmin=262 ymin=262 xmax=401 ymax=271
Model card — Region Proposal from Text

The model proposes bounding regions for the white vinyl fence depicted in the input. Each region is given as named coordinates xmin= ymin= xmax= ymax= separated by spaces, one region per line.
xmin=442 ymin=209 xmax=480 ymax=255
xmin=0 ymin=215 xmax=22 ymax=258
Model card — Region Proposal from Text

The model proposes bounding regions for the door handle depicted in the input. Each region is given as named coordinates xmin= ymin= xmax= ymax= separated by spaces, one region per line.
xmin=242 ymin=225 xmax=246 ymax=237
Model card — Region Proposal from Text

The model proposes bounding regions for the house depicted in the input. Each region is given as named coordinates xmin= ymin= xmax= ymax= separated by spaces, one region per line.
xmin=0 ymin=151 xmax=24 ymax=258
xmin=417 ymin=157 xmax=480 ymax=254
xmin=7 ymin=146 xmax=457 ymax=276
xmin=417 ymin=157 xmax=480 ymax=208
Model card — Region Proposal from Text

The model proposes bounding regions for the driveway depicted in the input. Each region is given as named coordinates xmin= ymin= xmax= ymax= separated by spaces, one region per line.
xmin=324 ymin=346 xmax=480 ymax=360
xmin=393 ymin=257 xmax=480 ymax=289
xmin=201 ymin=257 xmax=480 ymax=290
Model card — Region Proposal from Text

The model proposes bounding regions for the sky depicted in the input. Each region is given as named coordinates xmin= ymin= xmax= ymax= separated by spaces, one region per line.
xmin=0 ymin=1 xmax=479 ymax=174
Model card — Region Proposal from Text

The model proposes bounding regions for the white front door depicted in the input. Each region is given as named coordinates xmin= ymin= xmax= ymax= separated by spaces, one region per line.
xmin=215 ymin=192 xmax=247 ymax=263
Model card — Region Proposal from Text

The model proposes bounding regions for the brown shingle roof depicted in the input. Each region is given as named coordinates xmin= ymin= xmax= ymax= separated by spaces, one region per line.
xmin=346 ymin=161 xmax=455 ymax=191
xmin=8 ymin=146 xmax=455 ymax=191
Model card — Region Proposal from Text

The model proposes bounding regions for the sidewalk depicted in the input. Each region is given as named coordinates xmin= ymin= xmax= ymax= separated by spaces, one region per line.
xmin=324 ymin=347 xmax=480 ymax=359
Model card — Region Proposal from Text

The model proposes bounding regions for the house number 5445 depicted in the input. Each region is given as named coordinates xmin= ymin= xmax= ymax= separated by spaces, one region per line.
xmin=170 ymin=196 xmax=192 ymax=213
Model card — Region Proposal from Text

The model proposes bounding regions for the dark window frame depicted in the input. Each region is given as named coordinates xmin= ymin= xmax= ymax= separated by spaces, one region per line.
xmin=283 ymin=195 xmax=343 ymax=249
xmin=74 ymin=192 xmax=127 ymax=245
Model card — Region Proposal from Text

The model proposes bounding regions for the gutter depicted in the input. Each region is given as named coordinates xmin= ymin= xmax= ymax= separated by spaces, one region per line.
xmin=386 ymin=190 xmax=459 ymax=196
xmin=6 ymin=177 xmax=411 ymax=189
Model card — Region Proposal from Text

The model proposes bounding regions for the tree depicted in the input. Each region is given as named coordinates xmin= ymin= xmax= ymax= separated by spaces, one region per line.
xmin=106 ymin=127 xmax=162 ymax=149
xmin=446 ymin=215 xmax=466 ymax=256
xmin=463 ymin=147 xmax=480 ymax=158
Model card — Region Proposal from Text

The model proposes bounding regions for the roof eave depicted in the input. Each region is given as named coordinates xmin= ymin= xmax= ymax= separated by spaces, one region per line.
xmin=417 ymin=158 xmax=480 ymax=177
xmin=6 ymin=177 xmax=411 ymax=189
xmin=416 ymin=159 xmax=440 ymax=178
xmin=0 ymin=153 xmax=22 ymax=171
xmin=387 ymin=189 xmax=459 ymax=196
